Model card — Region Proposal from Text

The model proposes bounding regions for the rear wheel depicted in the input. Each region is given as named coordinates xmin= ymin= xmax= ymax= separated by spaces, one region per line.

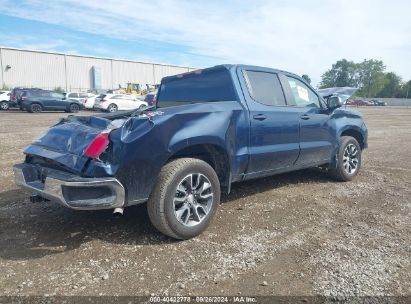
xmin=0 ymin=101 xmax=9 ymax=110
xmin=107 ymin=103 xmax=118 ymax=112
xmin=329 ymin=136 xmax=362 ymax=181
xmin=29 ymin=103 xmax=42 ymax=113
xmin=69 ymin=103 xmax=80 ymax=113
xmin=147 ymin=158 xmax=220 ymax=239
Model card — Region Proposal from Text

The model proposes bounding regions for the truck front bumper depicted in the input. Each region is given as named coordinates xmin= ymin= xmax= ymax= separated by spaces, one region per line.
xmin=13 ymin=163 xmax=125 ymax=210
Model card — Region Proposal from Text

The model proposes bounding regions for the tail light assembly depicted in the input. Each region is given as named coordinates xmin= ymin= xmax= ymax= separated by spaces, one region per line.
xmin=151 ymin=96 xmax=157 ymax=105
xmin=84 ymin=131 xmax=111 ymax=159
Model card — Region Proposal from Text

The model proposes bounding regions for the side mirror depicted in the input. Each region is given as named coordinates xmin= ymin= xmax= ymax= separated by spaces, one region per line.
xmin=327 ymin=96 xmax=343 ymax=110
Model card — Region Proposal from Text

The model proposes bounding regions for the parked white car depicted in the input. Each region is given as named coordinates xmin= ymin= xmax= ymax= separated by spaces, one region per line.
xmin=94 ymin=94 xmax=148 ymax=112
xmin=0 ymin=91 xmax=11 ymax=110
xmin=84 ymin=94 xmax=101 ymax=109
xmin=65 ymin=92 xmax=96 ymax=103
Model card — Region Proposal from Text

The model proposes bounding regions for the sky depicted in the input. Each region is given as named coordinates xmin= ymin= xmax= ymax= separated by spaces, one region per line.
xmin=0 ymin=0 xmax=410 ymax=86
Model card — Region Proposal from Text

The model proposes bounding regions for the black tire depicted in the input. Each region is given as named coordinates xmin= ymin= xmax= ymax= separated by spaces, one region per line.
xmin=69 ymin=103 xmax=80 ymax=113
xmin=147 ymin=158 xmax=220 ymax=240
xmin=29 ymin=103 xmax=42 ymax=113
xmin=0 ymin=101 xmax=9 ymax=111
xmin=329 ymin=136 xmax=362 ymax=181
xmin=107 ymin=103 xmax=118 ymax=112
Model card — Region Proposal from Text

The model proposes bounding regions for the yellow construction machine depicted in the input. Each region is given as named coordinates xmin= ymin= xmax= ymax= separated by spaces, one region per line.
xmin=126 ymin=82 xmax=144 ymax=95
xmin=116 ymin=83 xmax=157 ymax=95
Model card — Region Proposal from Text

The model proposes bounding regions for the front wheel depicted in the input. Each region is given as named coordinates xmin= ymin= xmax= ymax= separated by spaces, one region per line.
xmin=147 ymin=158 xmax=220 ymax=239
xmin=69 ymin=103 xmax=80 ymax=113
xmin=329 ymin=136 xmax=362 ymax=181
xmin=107 ymin=103 xmax=118 ymax=112
xmin=0 ymin=101 xmax=9 ymax=110
xmin=29 ymin=103 xmax=42 ymax=113
xmin=0 ymin=101 xmax=9 ymax=111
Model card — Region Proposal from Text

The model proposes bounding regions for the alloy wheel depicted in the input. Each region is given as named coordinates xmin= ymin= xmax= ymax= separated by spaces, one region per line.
xmin=108 ymin=105 xmax=117 ymax=112
xmin=0 ymin=102 xmax=9 ymax=110
xmin=70 ymin=104 xmax=79 ymax=112
xmin=173 ymin=173 xmax=214 ymax=227
xmin=343 ymin=143 xmax=359 ymax=174
xmin=31 ymin=104 xmax=41 ymax=113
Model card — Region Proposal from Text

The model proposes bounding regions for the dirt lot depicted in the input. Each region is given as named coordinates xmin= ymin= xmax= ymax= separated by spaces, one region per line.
xmin=0 ymin=107 xmax=410 ymax=297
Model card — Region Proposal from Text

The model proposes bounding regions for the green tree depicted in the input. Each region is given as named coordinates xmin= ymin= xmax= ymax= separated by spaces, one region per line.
xmin=320 ymin=58 xmax=407 ymax=97
xmin=319 ymin=59 xmax=358 ymax=88
xmin=378 ymin=72 xmax=402 ymax=98
xmin=301 ymin=74 xmax=311 ymax=84
xmin=54 ymin=86 xmax=64 ymax=93
xmin=356 ymin=59 xmax=386 ymax=97
xmin=401 ymin=80 xmax=411 ymax=98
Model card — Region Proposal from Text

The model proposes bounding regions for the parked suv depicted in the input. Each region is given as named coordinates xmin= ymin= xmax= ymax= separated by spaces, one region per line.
xmin=20 ymin=90 xmax=83 ymax=113
xmin=9 ymin=87 xmax=44 ymax=109
xmin=14 ymin=64 xmax=367 ymax=239
xmin=144 ymin=91 xmax=157 ymax=106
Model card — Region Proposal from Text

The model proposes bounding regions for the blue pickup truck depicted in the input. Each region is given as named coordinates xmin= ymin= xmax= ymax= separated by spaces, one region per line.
xmin=14 ymin=64 xmax=367 ymax=239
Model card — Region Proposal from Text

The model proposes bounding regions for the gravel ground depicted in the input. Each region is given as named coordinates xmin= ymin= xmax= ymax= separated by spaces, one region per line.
xmin=0 ymin=107 xmax=410 ymax=297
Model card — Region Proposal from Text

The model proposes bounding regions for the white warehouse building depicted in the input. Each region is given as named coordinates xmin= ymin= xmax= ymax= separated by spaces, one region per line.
xmin=0 ymin=47 xmax=196 ymax=92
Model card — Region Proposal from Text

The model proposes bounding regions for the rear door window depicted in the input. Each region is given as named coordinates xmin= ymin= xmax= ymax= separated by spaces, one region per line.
xmin=51 ymin=92 xmax=64 ymax=99
xmin=244 ymin=71 xmax=286 ymax=106
xmin=40 ymin=91 xmax=51 ymax=97
xmin=68 ymin=93 xmax=78 ymax=98
xmin=112 ymin=95 xmax=126 ymax=99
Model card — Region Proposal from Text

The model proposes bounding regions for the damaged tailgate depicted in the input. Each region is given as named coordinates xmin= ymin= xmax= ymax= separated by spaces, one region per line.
xmin=24 ymin=115 xmax=125 ymax=173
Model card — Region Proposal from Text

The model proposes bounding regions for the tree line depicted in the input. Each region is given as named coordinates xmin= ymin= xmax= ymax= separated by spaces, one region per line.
xmin=305 ymin=59 xmax=410 ymax=98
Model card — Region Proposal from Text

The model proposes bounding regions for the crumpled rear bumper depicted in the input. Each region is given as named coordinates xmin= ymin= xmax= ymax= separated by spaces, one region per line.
xmin=13 ymin=163 xmax=125 ymax=210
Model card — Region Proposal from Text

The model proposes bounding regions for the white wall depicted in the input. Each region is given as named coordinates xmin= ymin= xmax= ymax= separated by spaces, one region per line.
xmin=1 ymin=48 xmax=66 ymax=89
xmin=112 ymin=60 xmax=155 ymax=89
xmin=65 ymin=55 xmax=112 ymax=91
xmin=153 ymin=64 xmax=189 ymax=83
xmin=0 ymin=47 xmax=195 ymax=91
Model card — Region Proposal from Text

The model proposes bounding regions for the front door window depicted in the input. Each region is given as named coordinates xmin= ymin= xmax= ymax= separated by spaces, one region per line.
xmin=286 ymin=77 xmax=320 ymax=108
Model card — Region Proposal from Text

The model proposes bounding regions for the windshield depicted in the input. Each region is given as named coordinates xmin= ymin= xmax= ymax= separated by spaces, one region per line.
xmin=157 ymin=67 xmax=237 ymax=107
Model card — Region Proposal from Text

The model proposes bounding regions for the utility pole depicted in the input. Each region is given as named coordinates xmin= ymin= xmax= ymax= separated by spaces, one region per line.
xmin=367 ymin=72 xmax=372 ymax=98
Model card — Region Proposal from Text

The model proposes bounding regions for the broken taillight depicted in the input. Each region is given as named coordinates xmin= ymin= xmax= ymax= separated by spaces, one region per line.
xmin=84 ymin=131 xmax=110 ymax=159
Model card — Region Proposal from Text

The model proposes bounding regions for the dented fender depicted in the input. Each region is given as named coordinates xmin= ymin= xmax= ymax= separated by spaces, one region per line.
xmin=90 ymin=101 xmax=250 ymax=204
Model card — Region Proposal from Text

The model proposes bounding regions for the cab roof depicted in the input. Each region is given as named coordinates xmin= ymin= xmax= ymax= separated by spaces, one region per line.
xmin=162 ymin=64 xmax=304 ymax=84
